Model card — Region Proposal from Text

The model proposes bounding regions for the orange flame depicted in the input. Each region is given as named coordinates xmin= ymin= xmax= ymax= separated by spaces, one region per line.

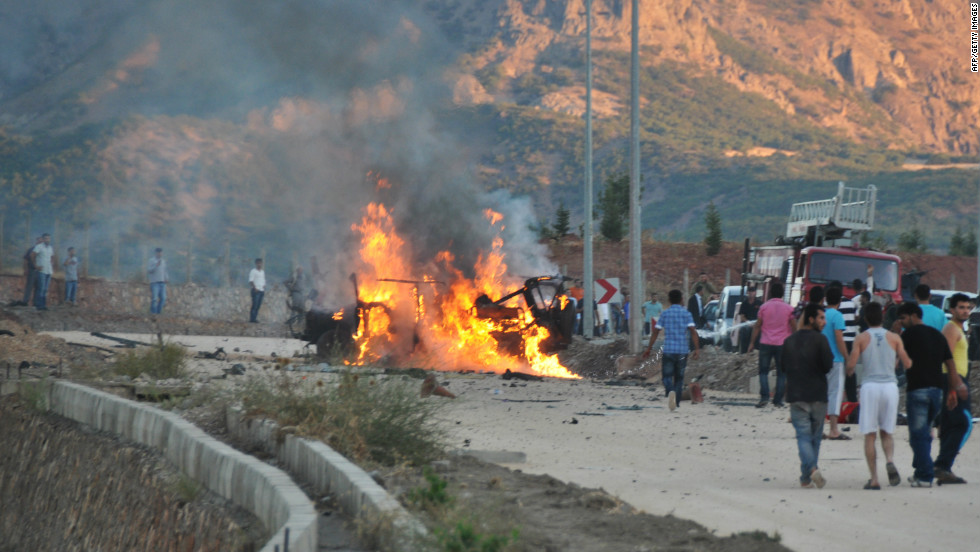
xmin=343 ymin=202 xmax=577 ymax=378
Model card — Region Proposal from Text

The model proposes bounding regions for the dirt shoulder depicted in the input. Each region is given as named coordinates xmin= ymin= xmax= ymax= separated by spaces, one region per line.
xmin=4 ymin=303 xmax=978 ymax=552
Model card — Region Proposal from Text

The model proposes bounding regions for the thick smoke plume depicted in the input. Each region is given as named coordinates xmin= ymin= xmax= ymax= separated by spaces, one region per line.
xmin=1 ymin=0 xmax=556 ymax=296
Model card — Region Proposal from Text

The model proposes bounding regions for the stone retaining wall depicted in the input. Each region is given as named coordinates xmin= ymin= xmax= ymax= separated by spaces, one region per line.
xmin=47 ymin=381 xmax=318 ymax=552
xmin=0 ymin=274 xmax=290 ymax=322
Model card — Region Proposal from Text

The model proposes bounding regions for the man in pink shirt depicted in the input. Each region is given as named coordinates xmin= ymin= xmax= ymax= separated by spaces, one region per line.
xmin=748 ymin=282 xmax=796 ymax=408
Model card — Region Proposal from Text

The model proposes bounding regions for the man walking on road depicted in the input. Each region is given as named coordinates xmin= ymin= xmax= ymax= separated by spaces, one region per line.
xmin=822 ymin=285 xmax=849 ymax=440
xmin=783 ymin=302 xmax=833 ymax=488
xmin=935 ymin=293 xmax=973 ymax=484
xmin=897 ymin=302 xmax=954 ymax=487
xmin=847 ymin=302 xmax=912 ymax=490
xmin=248 ymin=258 xmax=266 ymax=323
xmin=748 ymin=282 xmax=795 ymax=408
xmin=643 ymin=289 xmax=699 ymax=412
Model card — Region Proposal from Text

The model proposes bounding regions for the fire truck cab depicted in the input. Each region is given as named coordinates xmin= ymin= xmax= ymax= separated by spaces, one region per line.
xmin=744 ymin=183 xmax=902 ymax=304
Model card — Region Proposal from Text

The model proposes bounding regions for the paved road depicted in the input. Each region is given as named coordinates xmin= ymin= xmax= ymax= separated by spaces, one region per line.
xmin=440 ymin=374 xmax=978 ymax=552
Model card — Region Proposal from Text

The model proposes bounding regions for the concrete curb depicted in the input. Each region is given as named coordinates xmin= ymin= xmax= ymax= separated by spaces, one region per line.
xmin=48 ymin=381 xmax=317 ymax=552
xmin=226 ymin=407 xmax=427 ymax=543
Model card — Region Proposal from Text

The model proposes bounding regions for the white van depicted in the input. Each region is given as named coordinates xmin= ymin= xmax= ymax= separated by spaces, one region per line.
xmin=700 ymin=285 xmax=752 ymax=351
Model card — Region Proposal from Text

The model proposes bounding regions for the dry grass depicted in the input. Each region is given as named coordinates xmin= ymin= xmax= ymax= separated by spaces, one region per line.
xmin=237 ymin=370 xmax=448 ymax=467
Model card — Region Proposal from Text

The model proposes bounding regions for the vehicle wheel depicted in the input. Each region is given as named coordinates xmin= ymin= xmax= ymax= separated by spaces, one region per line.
xmin=722 ymin=333 xmax=733 ymax=352
xmin=316 ymin=326 xmax=354 ymax=359
xmin=286 ymin=313 xmax=306 ymax=340
xmin=556 ymin=301 xmax=577 ymax=344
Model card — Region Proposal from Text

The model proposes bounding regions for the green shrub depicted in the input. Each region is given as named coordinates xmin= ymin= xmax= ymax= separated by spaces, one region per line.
xmin=408 ymin=468 xmax=454 ymax=512
xmin=113 ymin=341 xmax=187 ymax=379
xmin=19 ymin=379 xmax=50 ymax=412
xmin=238 ymin=370 xmax=447 ymax=466
xmin=435 ymin=521 xmax=518 ymax=552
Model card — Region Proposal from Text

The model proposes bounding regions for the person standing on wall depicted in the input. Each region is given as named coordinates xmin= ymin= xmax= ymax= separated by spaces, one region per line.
xmin=63 ymin=247 xmax=79 ymax=306
xmin=18 ymin=236 xmax=42 ymax=306
xmin=30 ymin=233 xmax=55 ymax=311
xmin=248 ymin=258 xmax=266 ymax=323
xmin=147 ymin=248 xmax=169 ymax=314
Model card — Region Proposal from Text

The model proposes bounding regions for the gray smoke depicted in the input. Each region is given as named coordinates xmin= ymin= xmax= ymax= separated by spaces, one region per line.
xmin=1 ymin=0 xmax=555 ymax=294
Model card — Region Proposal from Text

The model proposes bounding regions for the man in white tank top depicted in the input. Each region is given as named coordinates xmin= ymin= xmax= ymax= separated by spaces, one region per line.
xmin=847 ymin=302 xmax=912 ymax=490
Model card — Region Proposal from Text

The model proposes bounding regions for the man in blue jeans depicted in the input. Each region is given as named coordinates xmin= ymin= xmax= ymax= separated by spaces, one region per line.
xmin=643 ymin=289 xmax=699 ymax=411
xmin=748 ymin=282 xmax=796 ymax=408
xmin=897 ymin=302 xmax=954 ymax=487
xmin=782 ymin=303 xmax=833 ymax=488
xmin=147 ymin=248 xmax=169 ymax=314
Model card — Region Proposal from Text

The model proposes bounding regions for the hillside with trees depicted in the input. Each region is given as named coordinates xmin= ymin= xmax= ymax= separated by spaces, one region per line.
xmin=0 ymin=0 xmax=977 ymax=281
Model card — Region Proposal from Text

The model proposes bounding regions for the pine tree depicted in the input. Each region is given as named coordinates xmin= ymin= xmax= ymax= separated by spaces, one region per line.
xmin=552 ymin=202 xmax=570 ymax=240
xmin=704 ymin=201 xmax=723 ymax=256
xmin=898 ymin=223 xmax=928 ymax=253
xmin=950 ymin=225 xmax=978 ymax=256
xmin=950 ymin=225 xmax=965 ymax=256
xmin=598 ymin=173 xmax=629 ymax=242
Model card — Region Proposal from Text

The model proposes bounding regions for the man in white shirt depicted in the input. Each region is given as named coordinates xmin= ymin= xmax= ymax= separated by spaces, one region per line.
xmin=249 ymin=258 xmax=266 ymax=323
xmin=30 ymin=233 xmax=55 ymax=311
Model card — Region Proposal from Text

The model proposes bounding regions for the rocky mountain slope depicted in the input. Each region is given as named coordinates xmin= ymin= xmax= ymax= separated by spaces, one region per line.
xmin=0 ymin=0 xmax=976 ymax=263
xmin=440 ymin=0 xmax=977 ymax=154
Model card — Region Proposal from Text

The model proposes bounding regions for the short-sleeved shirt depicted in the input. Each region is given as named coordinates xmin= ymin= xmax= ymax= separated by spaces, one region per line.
xmin=249 ymin=268 xmax=266 ymax=292
xmin=643 ymin=301 xmax=663 ymax=323
xmin=739 ymin=298 xmax=762 ymax=321
xmin=839 ymin=298 xmax=857 ymax=342
xmin=32 ymin=243 xmax=54 ymax=274
xmin=919 ymin=304 xmax=946 ymax=333
xmin=64 ymin=255 xmax=79 ymax=281
xmin=656 ymin=304 xmax=696 ymax=354
xmin=901 ymin=324 xmax=951 ymax=391
xmin=757 ymin=298 xmax=795 ymax=346
xmin=821 ymin=307 xmax=846 ymax=362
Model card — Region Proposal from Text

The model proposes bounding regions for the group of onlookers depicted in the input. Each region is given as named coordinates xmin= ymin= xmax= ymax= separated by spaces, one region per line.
xmin=13 ymin=234 xmax=77 ymax=310
xmin=750 ymin=280 xmax=972 ymax=489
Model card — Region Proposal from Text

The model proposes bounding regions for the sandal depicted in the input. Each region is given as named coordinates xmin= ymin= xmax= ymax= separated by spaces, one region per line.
xmin=863 ymin=480 xmax=881 ymax=490
xmin=886 ymin=462 xmax=900 ymax=486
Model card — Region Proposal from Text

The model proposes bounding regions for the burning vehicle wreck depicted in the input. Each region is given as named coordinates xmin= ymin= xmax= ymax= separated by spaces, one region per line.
xmin=472 ymin=276 xmax=577 ymax=357
xmin=284 ymin=201 xmax=580 ymax=379
xmin=292 ymin=272 xmax=577 ymax=375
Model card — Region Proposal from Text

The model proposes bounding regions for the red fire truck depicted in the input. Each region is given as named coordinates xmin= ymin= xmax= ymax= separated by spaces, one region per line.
xmin=742 ymin=183 xmax=902 ymax=304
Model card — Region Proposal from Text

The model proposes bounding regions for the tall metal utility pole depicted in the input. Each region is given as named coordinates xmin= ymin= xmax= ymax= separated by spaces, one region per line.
xmin=628 ymin=0 xmax=644 ymax=352
xmin=583 ymin=0 xmax=595 ymax=339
